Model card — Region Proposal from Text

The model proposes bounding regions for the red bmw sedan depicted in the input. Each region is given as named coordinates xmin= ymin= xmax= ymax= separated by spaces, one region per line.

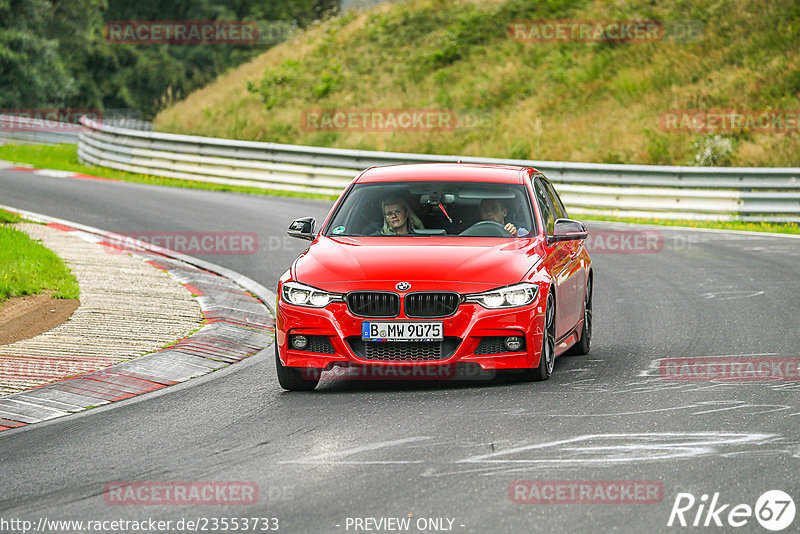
xmin=275 ymin=163 xmax=592 ymax=390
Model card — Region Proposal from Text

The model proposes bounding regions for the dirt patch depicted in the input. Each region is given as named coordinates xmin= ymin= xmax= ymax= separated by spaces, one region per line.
xmin=0 ymin=294 xmax=79 ymax=345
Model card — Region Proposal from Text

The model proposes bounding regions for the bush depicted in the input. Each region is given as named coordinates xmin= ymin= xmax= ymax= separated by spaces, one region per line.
xmin=691 ymin=135 xmax=735 ymax=166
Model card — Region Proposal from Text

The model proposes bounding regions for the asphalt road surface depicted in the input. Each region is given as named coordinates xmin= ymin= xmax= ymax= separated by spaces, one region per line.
xmin=1 ymin=169 xmax=799 ymax=533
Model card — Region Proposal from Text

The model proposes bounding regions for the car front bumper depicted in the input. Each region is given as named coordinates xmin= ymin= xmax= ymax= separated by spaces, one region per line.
xmin=276 ymin=286 xmax=547 ymax=371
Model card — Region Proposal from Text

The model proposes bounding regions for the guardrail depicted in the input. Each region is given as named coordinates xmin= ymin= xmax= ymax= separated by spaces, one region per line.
xmin=0 ymin=114 xmax=153 ymax=145
xmin=0 ymin=115 xmax=82 ymax=145
xmin=77 ymin=116 xmax=800 ymax=222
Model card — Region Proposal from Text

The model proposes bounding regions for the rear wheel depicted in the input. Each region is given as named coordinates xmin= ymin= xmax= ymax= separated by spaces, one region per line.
xmin=527 ymin=291 xmax=556 ymax=381
xmin=567 ymin=276 xmax=592 ymax=356
xmin=275 ymin=342 xmax=319 ymax=391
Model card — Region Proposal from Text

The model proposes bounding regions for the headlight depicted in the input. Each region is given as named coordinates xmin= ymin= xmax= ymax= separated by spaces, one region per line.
xmin=281 ymin=281 xmax=343 ymax=308
xmin=464 ymin=283 xmax=538 ymax=309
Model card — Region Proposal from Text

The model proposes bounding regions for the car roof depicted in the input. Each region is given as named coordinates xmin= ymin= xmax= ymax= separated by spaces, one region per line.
xmin=356 ymin=163 xmax=535 ymax=184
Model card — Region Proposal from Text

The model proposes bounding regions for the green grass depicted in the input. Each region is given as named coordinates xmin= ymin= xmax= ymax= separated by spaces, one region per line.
xmin=0 ymin=224 xmax=80 ymax=303
xmin=0 ymin=143 xmax=337 ymax=201
xmin=0 ymin=209 xmax=22 ymax=224
xmin=579 ymin=214 xmax=800 ymax=235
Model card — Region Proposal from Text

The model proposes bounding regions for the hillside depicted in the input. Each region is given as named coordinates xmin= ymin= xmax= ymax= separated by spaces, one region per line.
xmin=154 ymin=0 xmax=800 ymax=167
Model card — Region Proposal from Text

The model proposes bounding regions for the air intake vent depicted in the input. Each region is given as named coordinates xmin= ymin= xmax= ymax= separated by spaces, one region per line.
xmin=475 ymin=336 xmax=526 ymax=354
xmin=364 ymin=341 xmax=444 ymax=361
xmin=346 ymin=337 xmax=461 ymax=362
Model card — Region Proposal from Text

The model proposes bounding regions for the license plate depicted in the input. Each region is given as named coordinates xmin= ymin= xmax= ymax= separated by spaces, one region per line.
xmin=362 ymin=321 xmax=443 ymax=341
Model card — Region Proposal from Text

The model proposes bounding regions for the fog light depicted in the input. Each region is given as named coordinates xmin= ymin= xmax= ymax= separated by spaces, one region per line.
xmin=504 ymin=336 xmax=523 ymax=351
xmin=291 ymin=334 xmax=308 ymax=350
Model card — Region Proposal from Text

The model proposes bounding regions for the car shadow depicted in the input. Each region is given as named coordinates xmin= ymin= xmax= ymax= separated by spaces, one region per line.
xmin=304 ymin=363 xmax=564 ymax=393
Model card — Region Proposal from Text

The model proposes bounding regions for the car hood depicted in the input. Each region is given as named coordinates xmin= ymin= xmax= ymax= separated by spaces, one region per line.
xmin=293 ymin=236 xmax=541 ymax=293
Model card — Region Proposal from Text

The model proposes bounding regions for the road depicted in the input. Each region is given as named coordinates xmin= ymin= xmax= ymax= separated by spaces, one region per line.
xmin=1 ymin=169 xmax=799 ymax=533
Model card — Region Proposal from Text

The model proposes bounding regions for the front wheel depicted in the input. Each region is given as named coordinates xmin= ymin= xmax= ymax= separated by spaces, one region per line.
xmin=527 ymin=291 xmax=556 ymax=381
xmin=275 ymin=342 xmax=319 ymax=391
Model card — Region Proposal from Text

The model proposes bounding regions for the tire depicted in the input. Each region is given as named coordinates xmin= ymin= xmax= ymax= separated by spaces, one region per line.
xmin=275 ymin=342 xmax=319 ymax=391
xmin=527 ymin=291 xmax=556 ymax=381
xmin=566 ymin=275 xmax=592 ymax=356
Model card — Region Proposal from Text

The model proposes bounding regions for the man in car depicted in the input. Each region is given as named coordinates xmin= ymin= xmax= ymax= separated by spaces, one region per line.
xmin=479 ymin=198 xmax=529 ymax=237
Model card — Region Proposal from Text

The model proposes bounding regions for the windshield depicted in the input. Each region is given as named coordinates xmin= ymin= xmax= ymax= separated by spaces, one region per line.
xmin=324 ymin=181 xmax=537 ymax=237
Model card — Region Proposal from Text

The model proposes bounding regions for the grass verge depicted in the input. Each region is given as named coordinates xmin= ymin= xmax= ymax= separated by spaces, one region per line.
xmin=0 ymin=220 xmax=80 ymax=303
xmin=0 ymin=143 xmax=338 ymax=201
xmin=0 ymin=209 xmax=22 ymax=224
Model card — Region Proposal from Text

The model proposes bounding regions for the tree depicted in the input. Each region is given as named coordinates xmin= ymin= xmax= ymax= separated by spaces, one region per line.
xmin=0 ymin=0 xmax=75 ymax=108
xmin=1 ymin=0 xmax=339 ymax=118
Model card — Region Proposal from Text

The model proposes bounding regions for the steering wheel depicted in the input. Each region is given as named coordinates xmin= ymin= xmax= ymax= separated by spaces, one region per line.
xmin=458 ymin=220 xmax=510 ymax=237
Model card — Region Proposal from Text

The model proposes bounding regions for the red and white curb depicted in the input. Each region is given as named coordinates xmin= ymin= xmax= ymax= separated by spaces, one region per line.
xmin=0 ymin=160 xmax=114 ymax=182
xmin=0 ymin=206 xmax=276 ymax=432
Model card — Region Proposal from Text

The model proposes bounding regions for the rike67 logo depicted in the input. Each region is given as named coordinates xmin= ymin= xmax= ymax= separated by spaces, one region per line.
xmin=668 ymin=490 xmax=795 ymax=531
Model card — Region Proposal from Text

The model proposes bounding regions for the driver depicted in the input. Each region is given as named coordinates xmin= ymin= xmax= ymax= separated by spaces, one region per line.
xmin=377 ymin=197 xmax=425 ymax=235
xmin=479 ymin=198 xmax=529 ymax=237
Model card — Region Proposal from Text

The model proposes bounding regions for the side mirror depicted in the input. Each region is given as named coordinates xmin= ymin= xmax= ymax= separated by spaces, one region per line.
xmin=547 ymin=218 xmax=588 ymax=245
xmin=288 ymin=217 xmax=316 ymax=241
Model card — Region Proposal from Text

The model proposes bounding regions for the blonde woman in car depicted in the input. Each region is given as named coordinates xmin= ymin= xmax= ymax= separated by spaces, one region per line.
xmin=379 ymin=197 xmax=425 ymax=235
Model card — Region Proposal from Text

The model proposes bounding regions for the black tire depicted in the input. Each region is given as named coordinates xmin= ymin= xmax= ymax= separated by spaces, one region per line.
xmin=566 ymin=275 xmax=592 ymax=356
xmin=275 ymin=343 xmax=319 ymax=391
xmin=527 ymin=291 xmax=556 ymax=381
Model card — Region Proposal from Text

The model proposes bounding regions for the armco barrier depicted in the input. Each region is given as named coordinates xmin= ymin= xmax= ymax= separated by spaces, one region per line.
xmin=0 ymin=114 xmax=152 ymax=145
xmin=76 ymin=116 xmax=800 ymax=222
xmin=0 ymin=115 xmax=82 ymax=145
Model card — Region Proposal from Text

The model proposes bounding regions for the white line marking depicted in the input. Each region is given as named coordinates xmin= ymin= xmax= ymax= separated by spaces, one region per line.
xmin=700 ymin=290 xmax=765 ymax=300
xmin=455 ymin=432 xmax=776 ymax=465
xmin=34 ymin=169 xmax=77 ymax=178
xmin=690 ymin=403 xmax=791 ymax=416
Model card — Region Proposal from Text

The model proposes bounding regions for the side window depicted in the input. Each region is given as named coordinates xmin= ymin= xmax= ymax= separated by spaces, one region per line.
xmin=543 ymin=179 xmax=569 ymax=220
xmin=533 ymin=178 xmax=556 ymax=236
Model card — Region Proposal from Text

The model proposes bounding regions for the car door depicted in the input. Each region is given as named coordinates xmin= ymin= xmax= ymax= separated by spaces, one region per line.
xmin=533 ymin=177 xmax=575 ymax=340
xmin=542 ymin=178 xmax=587 ymax=332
